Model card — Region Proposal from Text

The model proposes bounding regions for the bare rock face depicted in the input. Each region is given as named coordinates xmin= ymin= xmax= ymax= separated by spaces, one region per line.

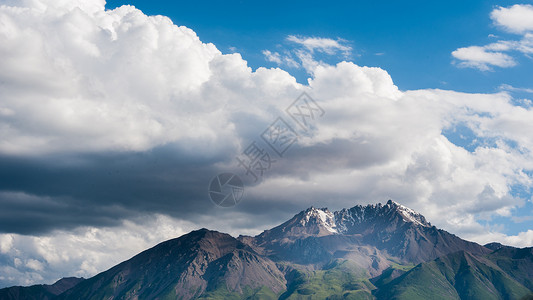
xmin=204 ymin=249 xmax=286 ymax=294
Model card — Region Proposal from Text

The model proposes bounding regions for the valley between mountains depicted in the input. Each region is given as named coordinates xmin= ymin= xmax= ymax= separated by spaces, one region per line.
xmin=1 ymin=200 xmax=532 ymax=300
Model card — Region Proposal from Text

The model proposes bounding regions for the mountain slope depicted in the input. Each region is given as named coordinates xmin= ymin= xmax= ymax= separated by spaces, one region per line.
xmin=57 ymin=229 xmax=286 ymax=300
xmin=279 ymin=259 xmax=376 ymax=300
xmin=374 ymin=251 xmax=531 ymax=300
xmin=0 ymin=277 xmax=83 ymax=300
xmin=487 ymin=247 xmax=533 ymax=291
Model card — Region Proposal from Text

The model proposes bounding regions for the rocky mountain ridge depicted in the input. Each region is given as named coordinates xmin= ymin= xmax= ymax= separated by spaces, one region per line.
xmin=1 ymin=200 xmax=531 ymax=300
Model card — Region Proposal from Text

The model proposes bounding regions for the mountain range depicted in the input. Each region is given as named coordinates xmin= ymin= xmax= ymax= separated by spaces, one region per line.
xmin=1 ymin=200 xmax=532 ymax=300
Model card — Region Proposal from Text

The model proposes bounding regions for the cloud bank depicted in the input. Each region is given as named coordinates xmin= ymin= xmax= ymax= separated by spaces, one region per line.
xmin=0 ymin=0 xmax=532 ymax=287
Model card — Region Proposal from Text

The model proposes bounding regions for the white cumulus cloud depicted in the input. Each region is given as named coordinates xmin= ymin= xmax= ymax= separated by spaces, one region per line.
xmin=452 ymin=4 xmax=533 ymax=71
xmin=491 ymin=4 xmax=533 ymax=34
xmin=452 ymin=46 xmax=516 ymax=70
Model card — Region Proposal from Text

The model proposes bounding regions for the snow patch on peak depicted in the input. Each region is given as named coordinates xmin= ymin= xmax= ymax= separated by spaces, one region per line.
xmin=337 ymin=200 xmax=431 ymax=228
xmin=394 ymin=202 xmax=430 ymax=227
xmin=316 ymin=209 xmax=329 ymax=223
xmin=301 ymin=207 xmax=338 ymax=233
xmin=296 ymin=201 xmax=430 ymax=236
xmin=316 ymin=209 xmax=338 ymax=233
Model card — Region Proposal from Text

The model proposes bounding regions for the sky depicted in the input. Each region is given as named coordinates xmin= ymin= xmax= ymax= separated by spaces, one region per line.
xmin=0 ymin=0 xmax=533 ymax=288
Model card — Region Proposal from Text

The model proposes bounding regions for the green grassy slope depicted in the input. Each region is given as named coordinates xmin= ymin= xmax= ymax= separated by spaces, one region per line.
xmin=279 ymin=259 xmax=375 ymax=300
xmin=374 ymin=251 xmax=532 ymax=300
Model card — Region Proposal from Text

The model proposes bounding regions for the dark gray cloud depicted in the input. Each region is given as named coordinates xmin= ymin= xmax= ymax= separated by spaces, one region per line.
xmin=0 ymin=143 xmax=314 ymax=235
xmin=0 ymin=146 xmax=223 ymax=234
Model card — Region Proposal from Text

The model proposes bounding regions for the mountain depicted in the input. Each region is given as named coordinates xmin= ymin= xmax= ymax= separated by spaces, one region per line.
xmin=0 ymin=277 xmax=83 ymax=300
xmin=57 ymin=229 xmax=286 ymax=300
xmin=484 ymin=242 xmax=515 ymax=252
xmin=374 ymin=251 xmax=531 ymax=300
xmin=2 ymin=200 xmax=532 ymax=300
xmin=334 ymin=201 xmax=490 ymax=262
xmin=487 ymin=246 xmax=533 ymax=291
xmin=247 ymin=200 xmax=489 ymax=267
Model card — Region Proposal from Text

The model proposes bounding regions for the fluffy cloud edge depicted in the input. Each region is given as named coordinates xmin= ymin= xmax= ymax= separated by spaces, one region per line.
xmin=452 ymin=4 xmax=533 ymax=71
xmin=490 ymin=4 xmax=533 ymax=34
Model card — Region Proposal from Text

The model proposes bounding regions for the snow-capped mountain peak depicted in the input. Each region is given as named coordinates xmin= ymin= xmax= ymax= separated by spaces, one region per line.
xmin=301 ymin=207 xmax=338 ymax=233
xmin=385 ymin=200 xmax=431 ymax=227
xmin=257 ymin=201 xmax=431 ymax=242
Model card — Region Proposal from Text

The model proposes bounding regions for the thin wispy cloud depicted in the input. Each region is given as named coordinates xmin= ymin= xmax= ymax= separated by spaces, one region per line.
xmin=499 ymin=84 xmax=533 ymax=94
xmin=262 ymin=49 xmax=299 ymax=68
xmin=286 ymin=35 xmax=352 ymax=56
xmin=261 ymin=36 xmax=352 ymax=73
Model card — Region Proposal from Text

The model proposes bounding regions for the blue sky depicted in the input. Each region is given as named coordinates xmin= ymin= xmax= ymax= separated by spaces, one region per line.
xmin=0 ymin=0 xmax=533 ymax=288
xmin=107 ymin=0 xmax=533 ymax=93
